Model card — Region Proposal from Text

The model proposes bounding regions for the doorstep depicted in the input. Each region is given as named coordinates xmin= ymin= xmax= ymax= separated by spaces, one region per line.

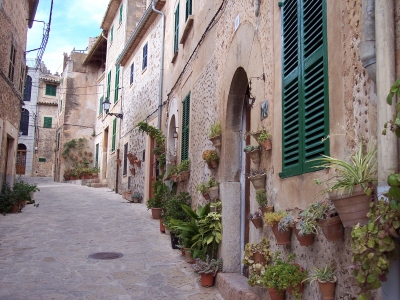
xmin=216 ymin=273 xmax=262 ymax=300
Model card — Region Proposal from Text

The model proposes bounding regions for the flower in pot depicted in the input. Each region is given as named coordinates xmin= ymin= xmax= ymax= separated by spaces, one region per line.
xmin=196 ymin=182 xmax=210 ymax=200
xmin=192 ymin=255 xmax=223 ymax=287
xmin=246 ymin=169 xmax=267 ymax=191
xmin=202 ymin=150 xmax=220 ymax=169
xmin=294 ymin=217 xmax=317 ymax=247
xmin=207 ymin=122 xmax=222 ymax=148
xmin=256 ymin=190 xmax=273 ymax=215
xmin=248 ymin=211 xmax=263 ymax=229
xmin=264 ymin=211 xmax=294 ymax=245
xmin=254 ymin=129 xmax=272 ymax=151
xmin=242 ymin=237 xmax=272 ymax=270
xmin=306 ymin=265 xmax=337 ymax=300
xmin=244 ymin=144 xmax=261 ymax=164
xmin=177 ymin=160 xmax=191 ymax=181
xmin=314 ymin=138 xmax=377 ymax=227
xmin=207 ymin=177 xmax=219 ymax=201
xmin=146 ymin=178 xmax=168 ymax=219
xmin=131 ymin=192 xmax=142 ymax=203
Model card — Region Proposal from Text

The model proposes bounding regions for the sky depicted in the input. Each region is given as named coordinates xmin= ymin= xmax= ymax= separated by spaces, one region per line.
xmin=27 ymin=0 xmax=110 ymax=74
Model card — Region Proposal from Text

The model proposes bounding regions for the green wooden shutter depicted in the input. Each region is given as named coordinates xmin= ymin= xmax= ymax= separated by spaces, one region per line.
xmin=114 ymin=65 xmax=119 ymax=103
xmin=107 ymin=70 xmax=111 ymax=101
xmin=112 ymin=118 xmax=117 ymax=152
xmin=185 ymin=0 xmax=192 ymax=21
xmin=110 ymin=25 xmax=114 ymax=42
xmin=174 ymin=3 xmax=180 ymax=53
xmin=45 ymin=84 xmax=56 ymax=96
xmin=99 ymin=96 xmax=104 ymax=115
xmin=95 ymin=143 xmax=99 ymax=168
xmin=43 ymin=117 xmax=52 ymax=128
xmin=181 ymin=92 xmax=190 ymax=160
xmin=119 ymin=4 xmax=123 ymax=24
xmin=280 ymin=0 xmax=329 ymax=178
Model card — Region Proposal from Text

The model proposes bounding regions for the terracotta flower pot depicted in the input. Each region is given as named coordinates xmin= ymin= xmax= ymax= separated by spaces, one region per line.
xmin=209 ymin=160 xmax=219 ymax=169
xmin=294 ymin=227 xmax=315 ymax=246
xmin=253 ymin=251 xmax=267 ymax=264
xmin=260 ymin=205 xmax=274 ymax=215
xmin=248 ymin=148 xmax=261 ymax=164
xmin=251 ymin=217 xmax=263 ymax=229
xmin=248 ymin=174 xmax=266 ymax=191
xmin=209 ymin=135 xmax=222 ymax=148
xmin=271 ymin=223 xmax=292 ymax=245
xmin=160 ymin=219 xmax=165 ymax=233
xmin=151 ymin=208 xmax=162 ymax=219
xmin=202 ymin=192 xmax=210 ymax=200
xmin=201 ymin=273 xmax=215 ymax=287
xmin=328 ymin=184 xmax=372 ymax=227
xmin=11 ymin=204 xmax=20 ymax=213
xmin=267 ymin=288 xmax=285 ymax=300
xmin=208 ymin=186 xmax=219 ymax=201
xmin=184 ymin=248 xmax=194 ymax=263
xmin=259 ymin=139 xmax=272 ymax=151
xmin=318 ymin=277 xmax=337 ymax=300
xmin=317 ymin=215 xmax=344 ymax=241
xmin=180 ymin=171 xmax=190 ymax=181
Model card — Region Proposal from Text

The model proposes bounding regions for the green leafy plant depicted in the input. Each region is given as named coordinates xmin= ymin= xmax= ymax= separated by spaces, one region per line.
xmin=300 ymin=199 xmax=337 ymax=221
xmin=158 ymin=153 xmax=166 ymax=168
xmin=152 ymin=146 xmax=165 ymax=156
xmin=196 ymin=182 xmax=209 ymax=194
xmin=255 ymin=190 xmax=268 ymax=207
xmin=0 ymin=183 xmax=16 ymax=214
xmin=383 ymin=78 xmax=400 ymax=137
xmin=207 ymin=177 xmax=218 ymax=188
xmin=146 ymin=172 xmax=170 ymax=210
xmin=243 ymin=145 xmax=260 ymax=153
xmin=242 ymin=237 xmax=272 ymax=273
xmin=132 ymin=192 xmax=142 ymax=200
xmin=192 ymin=255 xmax=223 ymax=276
xmin=255 ymin=129 xmax=271 ymax=142
xmin=207 ymin=122 xmax=222 ymax=139
xmin=163 ymin=192 xmax=191 ymax=230
xmin=314 ymin=138 xmax=377 ymax=196
xmin=177 ymin=160 xmax=191 ymax=173
xmin=295 ymin=218 xmax=318 ymax=236
xmin=263 ymin=211 xmax=286 ymax=226
xmin=306 ymin=265 xmax=336 ymax=283
xmin=202 ymin=150 xmax=219 ymax=163
xmin=137 ymin=121 xmax=166 ymax=146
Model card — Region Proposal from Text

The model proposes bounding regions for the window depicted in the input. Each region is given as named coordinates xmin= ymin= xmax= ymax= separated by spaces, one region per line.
xmin=19 ymin=64 xmax=25 ymax=92
xmin=99 ymin=96 xmax=104 ymax=115
xmin=95 ymin=143 xmax=99 ymax=168
xmin=123 ymin=143 xmax=128 ymax=175
xmin=130 ymin=63 xmax=134 ymax=85
xmin=280 ymin=0 xmax=329 ymax=178
xmin=111 ymin=118 xmax=117 ymax=152
xmin=8 ymin=44 xmax=16 ymax=82
xmin=20 ymin=110 xmax=29 ymax=135
xmin=43 ymin=117 xmax=52 ymax=128
xmin=57 ymin=131 xmax=61 ymax=149
xmin=38 ymin=158 xmax=46 ymax=162
xmin=181 ymin=92 xmax=190 ymax=160
xmin=45 ymin=84 xmax=57 ymax=96
xmin=110 ymin=25 xmax=114 ymax=43
xmin=119 ymin=4 xmax=123 ymax=24
xmin=174 ymin=3 xmax=180 ymax=53
xmin=142 ymin=42 xmax=148 ymax=70
xmin=107 ymin=70 xmax=111 ymax=102
xmin=114 ymin=65 xmax=120 ymax=103
xmin=23 ymin=75 xmax=32 ymax=102
xmin=185 ymin=0 xmax=192 ymax=22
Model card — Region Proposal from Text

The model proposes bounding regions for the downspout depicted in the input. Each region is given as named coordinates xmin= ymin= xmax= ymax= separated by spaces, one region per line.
xmin=360 ymin=0 xmax=376 ymax=82
xmin=152 ymin=0 xmax=165 ymax=130
xmin=374 ymin=0 xmax=398 ymax=298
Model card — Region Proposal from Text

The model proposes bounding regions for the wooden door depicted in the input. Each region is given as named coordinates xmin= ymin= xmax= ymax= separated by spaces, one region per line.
xmin=149 ymin=137 xmax=157 ymax=199
xmin=16 ymin=150 xmax=26 ymax=175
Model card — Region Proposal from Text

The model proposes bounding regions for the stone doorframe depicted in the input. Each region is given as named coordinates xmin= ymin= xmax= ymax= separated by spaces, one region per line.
xmin=219 ymin=22 xmax=265 ymax=273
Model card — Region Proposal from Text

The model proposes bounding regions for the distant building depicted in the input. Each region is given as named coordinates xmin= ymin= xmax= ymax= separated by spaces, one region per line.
xmin=0 ymin=0 xmax=39 ymax=187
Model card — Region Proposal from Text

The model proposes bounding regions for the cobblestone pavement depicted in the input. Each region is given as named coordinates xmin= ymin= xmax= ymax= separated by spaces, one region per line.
xmin=0 ymin=177 xmax=224 ymax=300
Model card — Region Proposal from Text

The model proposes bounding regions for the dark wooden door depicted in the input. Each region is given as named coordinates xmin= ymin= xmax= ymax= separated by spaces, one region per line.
xmin=16 ymin=150 xmax=26 ymax=175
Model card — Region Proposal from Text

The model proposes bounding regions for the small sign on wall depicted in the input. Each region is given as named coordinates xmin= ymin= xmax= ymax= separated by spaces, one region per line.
xmin=235 ymin=14 xmax=240 ymax=32
xmin=261 ymin=100 xmax=269 ymax=120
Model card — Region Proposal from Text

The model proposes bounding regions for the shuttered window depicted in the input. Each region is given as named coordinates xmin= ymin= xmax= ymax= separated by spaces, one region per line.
xmin=95 ymin=143 xmax=99 ymax=168
xmin=107 ymin=70 xmax=111 ymax=102
xmin=23 ymin=75 xmax=32 ymax=102
xmin=20 ymin=110 xmax=29 ymax=135
xmin=185 ymin=0 xmax=192 ymax=22
xmin=111 ymin=118 xmax=117 ymax=152
xmin=130 ymin=63 xmax=134 ymax=85
xmin=174 ymin=3 xmax=180 ymax=53
xmin=119 ymin=4 xmax=123 ymax=24
xmin=110 ymin=25 xmax=114 ymax=43
xmin=114 ymin=65 xmax=119 ymax=103
xmin=181 ymin=92 xmax=190 ymax=161
xmin=99 ymin=96 xmax=103 ymax=115
xmin=123 ymin=143 xmax=128 ymax=175
xmin=45 ymin=84 xmax=57 ymax=96
xmin=142 ymin=43 xmax=148 ymax=70
xmin=43 ymin=117 xmax=52 ymax=128
xmin=8 ymin=44 xmax=16 ymax=82
xmin=280 ymin=0 xmax=329 ymax=178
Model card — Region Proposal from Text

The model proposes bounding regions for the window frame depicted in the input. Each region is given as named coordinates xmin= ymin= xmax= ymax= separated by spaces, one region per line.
xmin=111 ymin=118 xmax=117 ymax=152
xmin=99 ymin=95 xmax=104 ymax=115
xmin=114 ymin=65 xmax=120 ymax=103
xmin=181 ymin=92 xmax=190 ymax=161
xmin=45 ymin=84 xmax=57 ymax=96
xmin=119 ymin=4 xmax=123 ymax=24
xmin=23 ymin=75 xmax=32 ymax=102
xmin=43 ymin=117 xmax=52 ymax=129
xmin=142 ymin=42 xmax=148 ymax=70
xmin=174 ymin=3 xmax=180 ymax=54
xmin=95 ymin=143 xmax=99 ymax=168
xmin=130 ymin=62 xmax=134 ymax=85
xmin=8 ymin=43 xmax=16 ymax=82
xmin=185 ymin=0 xmax=192 ymax=22
xmin=20 ymin=110 xmax=29 ymax=136
xmin=123 ymin=142 xmax=128 ymax=175
xmin=110 ymin=25 xmax=114 ymax=43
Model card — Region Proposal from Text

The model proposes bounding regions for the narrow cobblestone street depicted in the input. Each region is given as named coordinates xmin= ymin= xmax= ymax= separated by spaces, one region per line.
xmin=0 ymin=177 xmax=223 ymax=300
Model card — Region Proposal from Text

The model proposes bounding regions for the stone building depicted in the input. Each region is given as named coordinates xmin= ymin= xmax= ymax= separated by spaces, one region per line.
xmin=0 ymin=0 xmax=39 ymax=187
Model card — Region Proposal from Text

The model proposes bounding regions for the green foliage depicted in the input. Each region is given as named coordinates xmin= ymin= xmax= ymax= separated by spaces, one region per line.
xmin=260 ymin=252 xmax=307 ymax=298
xmin=196 ymin=177 xmax=219 ymax=194
xmin=306 ymin=265 xmax=336 ymax=283
xmin=207 ymin=122 xmax=222 ymax=139
xmin=158 ymin=153 xmax=166 ymax=168
xmin=242 ymin=237 xmax=272 ymax=271
xmin=256 ymin=129 xmax=272 ymax=142
xmin=314 ymin=138 xmax=377 ymax=196
xmin=207 ymin=177 xmax=218 ymax=188
xmin=163 ymin=192 xmax=191 ymax=229
xmin=263 ymin=211 xmax=286 ymax=226
xmin=137 ymin=121 xmax=166 ymax=146
xmin=12 ymin=181 xmax=39 ymax=202
xmin=62 ymin=138 xmax=95 ymax=178
xmin=0 ymin=183 xmax=15 ymax=213
xmin=192 ymin=255 xmax=223 ymax=275
xmin=146 ymin=172 xmax=170 ymax=210
xmin=202 ymin=150 xmax=219 ymax=163
xmin=243 ymin=145 xmax=260 ymax=153
xmin=383 ymin=78 xmax=400 ymax=137
xmin=300 ymin=199 xmax=336 ymax=221
xmin=0 ymin=181 xmax=39 ymax=214
xmin=177 ymin=160 xmax=191 ymax=173
xmin=255 ymin=190 xmax=268 ymax=207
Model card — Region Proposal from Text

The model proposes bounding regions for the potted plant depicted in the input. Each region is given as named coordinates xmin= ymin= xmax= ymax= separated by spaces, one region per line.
xmin=248 ymin=211 xmax=263 ymax=229
xmin=12 ymin=180 xmax=40 ymax=210
xmin=202 ymin=150 xmax=220 ymax=169
xmin=314 ymin=138 xmax=377 ymax=227
xmin=242 ymin=237 xmax=272 ymax=268
xmin=247 ymin=169 xmax=267 ymax=191
xmin=260 ymin=252 xmax=306 ymax=300
xmin=306 ymin=265 xmax=337 ymax=300
xmin=207 ymin=122 xmax=222 ymax=148
xmin=146 ymin=176 xmax=168 ymax=219
xmin=294 ymin=217 xmax=317 ymax=247
xmin=264 ymin=211 xmax=294 ymax=245
xmin=177 ymin=160 xmax=191 ymax=181
xmin=192 ymin=255 xmax=223 ymax=287
xmin=256 ymin=190 xmax=273 ymax=215
xmin=207 ymin=177 xmax=219 ymax=201
xmin=254 ymin=129 xmax=272 ymax=151
xmin=131 ymin=192 xmax=142 ymax=203
xmin=196 ymin=182 xmax=210 ymax=200
xmin=244 ymin=145 xmax=261 ymax=164
xmin=158 ymin=153 xmax=166 ymax=171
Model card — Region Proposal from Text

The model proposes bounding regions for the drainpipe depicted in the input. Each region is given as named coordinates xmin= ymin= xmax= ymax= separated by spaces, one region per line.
xmin=152 ymin=0 xmax=165 ymax=130
xmin=374 ymin=0 xmax=399 ymax=299
xmin=360 ymin=0 xmax=376 ymax=82
xmin=254 ymin=0 xmax=260 ymax=17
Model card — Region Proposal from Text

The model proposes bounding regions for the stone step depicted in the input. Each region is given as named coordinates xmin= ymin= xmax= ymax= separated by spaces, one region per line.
xmin=216 ymin=273 xmax=261 ymax=300
xmin=90 ymin=183 xmax=108 ymax=188
xmin=82 ymin=178 xmax=100 ymax=184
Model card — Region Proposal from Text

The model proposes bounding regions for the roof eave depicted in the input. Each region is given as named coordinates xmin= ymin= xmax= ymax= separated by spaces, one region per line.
xmin=100 ymin=0 xmax=122 ymax=30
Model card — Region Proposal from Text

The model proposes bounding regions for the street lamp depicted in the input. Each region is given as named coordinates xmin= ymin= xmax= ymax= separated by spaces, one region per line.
xmin=103 ymin=98 xmax=123 ymax=119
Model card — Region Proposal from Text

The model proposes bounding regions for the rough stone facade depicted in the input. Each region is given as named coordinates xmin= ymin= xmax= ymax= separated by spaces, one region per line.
xmin=0 ymin=0 xmax=37 ymax=186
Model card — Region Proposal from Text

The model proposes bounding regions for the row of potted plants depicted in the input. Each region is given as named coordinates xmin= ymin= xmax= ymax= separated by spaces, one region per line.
xmin=0 ymin=181 xmax=39 ymax=214
xmin=64 ymin=167 xmax=100 ymax=180
xmin=166 ymin=160 xmax=191 ymax=182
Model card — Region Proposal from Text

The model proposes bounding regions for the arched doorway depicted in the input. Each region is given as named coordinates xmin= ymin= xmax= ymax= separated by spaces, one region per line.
xmin=16 ymin=144 xmax=27 ymax=174
xmin=220 ymin=67 xmax=251 ymax=273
